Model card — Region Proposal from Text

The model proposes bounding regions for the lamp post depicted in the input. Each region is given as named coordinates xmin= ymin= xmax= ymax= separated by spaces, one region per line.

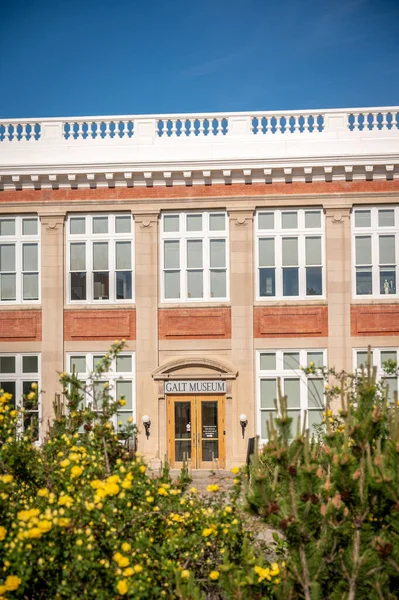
xmin=142 ymin=415 xmax=151 ymax=439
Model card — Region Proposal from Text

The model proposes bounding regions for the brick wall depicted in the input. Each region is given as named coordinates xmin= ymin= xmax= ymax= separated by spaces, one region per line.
xmin=159 ymin=308 xmax=231 ymax=340
xmin=0 ymin=310 xmax=42 ymax=341
xmin=64 ymin=309 xmax=136 ymax=341
xmin=351 ymin=304 xmax=399 ymax=336
xmin=254 ymin=306 xmax=328 ymax=338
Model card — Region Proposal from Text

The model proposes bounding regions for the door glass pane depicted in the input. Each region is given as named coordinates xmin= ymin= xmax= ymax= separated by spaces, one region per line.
xmin=187 ymin=271 xmax=203 ymax=298
xmin=210 ymin=240 xmax=225 ymax=268
xmin=356 ymin=267 xmax=372 ymax=295
xmin=23 ymin=274 xmax=39 ymax=300
xmin=93 ymin=242 xmax=108 ymax=270
xmin=308 ymin=410 xmax=323 ymax=434
xmin=379 ymin=236 xmax=395 ymax=264
xmin=284 ymin=379 xmax=300 ymax=408
xmin=116 ymin=272 xmax=132 ymax=299
xmin=70 ymin=243 xmax=86 ymax=271
xmin=69 ymin=356 xmax=86 ymax=373
xmin=202 ymin=440 xmax=218 ymax=461
xmin=164 ymin=241 xmax=180 ymax=268
xmin=284 ymin=353 xmax=300 ymax=370
xmin=165 ymin=271 xmax=180 ymax=298
xmin=354 ymin=210 xmax=371 ymax=227
xmin=305 ymin=237 xmax=321 ymax=265
xmin=283 ymin=268 xmax=299 ymax=296
xmin=381 ymin=350 xmax=397 ymax=366
xmin=209 ymin=214 xmax=225 ymax=231
xmin=201 ymin=402 xmax=218 ymax=443
xmin=282 ymin=238 xmax=298 ymax=265
xmin=174 ymin=402 xmax=192 ymax=461
xmin=261 ymin=411 xmax=277 ymax=439
xmin=93 ymin=216 xmax=108 ymax=234
xmin=116 ymin=381 xmax=132 ymax=409
xmin=70 ymin=217 xmax=85 ymax=235
xmin=380 ymin=270 xmax=396 ymax=295
xmin=260 ymin=353 xmax=276 ymax=371
xmin=0 ymin=220 xmax=15 ymax=236
xmin=307 ymin=352 xmax=324 ymax=368
xmin=260 ymin=379 xmax=276 ymax=409
xmin=306 ymin=267 xmax=322 ymax=295
xmin=164 ymin=215 xmax=179 ymax=232
xmin=115 ymin=216 xmax=131 ymax=233
xmin=70 ymin=272 xmax=86 ymax=300
xmin=282 ymin=212 xmax=297 ymax=229
xmin=187 ymin=240 xmax=202 ymax=268
xmin=116 ymin=242 xmax=131 ymax=270
xmin=259 ymin=239 xmax=274 ymax=266
xmin=210 ymin=271 xmax=226 ymax=298
xmin=187 ymin=214 xmax=202 ymax=231
xmin=258 ymin=213 xmax=274 ymax=229
xmin=382 ymin=378 xmax=398 ymax=403
xmin=23 ymin=244 xmax=38 ymax=271
xmin=355 ymin=236 xmax=372 ymax=264
xmin=0 ymin=244 xmax=15 ymax=271
xmin=0 ymin=356 xmax=15 ymax=373
xmin=259 ymin=268 xmax=275 ymax=297
xmin=308 ymin=379 xmax=324 ymax=408
xmin=22 ymin=218 xmax=38 ymax=236
xmin=93 ymin=272 xmax=109 ymax=299
xmin=305 ymin=211 xmax=321 ymax=228
xmin=378 ymin=209 xmax=395 ymax=227
xmin=116 ymin=355 xmax=132 ymax=372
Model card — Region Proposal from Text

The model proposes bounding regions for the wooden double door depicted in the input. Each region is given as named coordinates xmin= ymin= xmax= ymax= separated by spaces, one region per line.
xmin=167 ymin=395 xmax=225 ymax=469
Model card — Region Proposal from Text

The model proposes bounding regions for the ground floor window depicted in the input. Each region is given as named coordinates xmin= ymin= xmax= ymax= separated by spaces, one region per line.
xmin=354 ymin=347 xmax=398 ymax=402
xmin=67 ymin=352 xmax=135 ymax=431
xmin=257 ymin=348 xmax=326 ymax=441
xmin=0 ymin=353 xmax=40 ymax=440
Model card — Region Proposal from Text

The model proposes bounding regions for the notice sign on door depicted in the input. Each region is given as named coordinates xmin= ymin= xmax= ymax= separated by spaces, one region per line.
xmin=164 ymin=380 xmax=226 ymax=394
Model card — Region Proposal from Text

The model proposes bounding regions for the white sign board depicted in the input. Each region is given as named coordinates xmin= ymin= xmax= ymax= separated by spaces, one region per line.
xmin=164 ymin=380 xmax=226 ymax=394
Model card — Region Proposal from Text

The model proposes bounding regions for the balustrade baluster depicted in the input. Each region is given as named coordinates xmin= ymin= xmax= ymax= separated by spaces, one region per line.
xmin=217 ymin=118 xmax=223 ymax=135
xmin=122 ymin=120 xmax=129 ymax=138
xmin=104 ymin=120 xmax=111 ymax=138
xmin=372 ymin=112 xmax=378 ymax=130
xmin=264 ymin=116 xmax=271 ymax=134
xmin=294 ymin=115 xmax=300 ymax=133
xmin=188 ymin=119 xmax=194 ymax=136
xmin=381 ymin=112 xmax=388 ymax=129
xmin=199 ymin=119 xmax=205 ymax=136
xmin=171 ymin=119 xmax=177 ymax=136
xmin=303 ymin=115 xmax=310 ymax=132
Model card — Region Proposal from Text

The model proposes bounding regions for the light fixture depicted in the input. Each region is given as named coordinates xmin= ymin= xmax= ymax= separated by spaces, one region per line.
xmin=239 ymin=414 xmax=248 ymax=439
xmin=142 ymin=415 xmax=151 ymax=439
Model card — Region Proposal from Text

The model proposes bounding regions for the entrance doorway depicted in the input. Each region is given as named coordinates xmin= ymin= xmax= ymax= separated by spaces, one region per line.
xmin=167 ymin=395 xmax=225 ymax=469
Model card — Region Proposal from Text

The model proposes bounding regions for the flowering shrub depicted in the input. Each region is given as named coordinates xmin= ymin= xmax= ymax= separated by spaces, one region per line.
xmin=0 ymin=342 xmax=282 ymax=599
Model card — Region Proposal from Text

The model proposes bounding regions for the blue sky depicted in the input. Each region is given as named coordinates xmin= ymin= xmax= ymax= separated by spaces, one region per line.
xmin=0 ymin=0 xmax=398 ymax=118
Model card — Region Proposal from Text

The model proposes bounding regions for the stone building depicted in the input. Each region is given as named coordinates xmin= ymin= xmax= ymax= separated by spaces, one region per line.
xmin=0 ymin=107 xmax=398 ymax=468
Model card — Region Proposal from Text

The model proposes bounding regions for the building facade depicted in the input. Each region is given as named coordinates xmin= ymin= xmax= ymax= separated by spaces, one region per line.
xmin=0 ymin=107 xmax=398 ymax=469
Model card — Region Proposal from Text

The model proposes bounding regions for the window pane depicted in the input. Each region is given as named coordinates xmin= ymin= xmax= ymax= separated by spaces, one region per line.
xmin=378 ymin=209 xmax=395 ymax=227
xmin=93 ymin=356 xmax=103 ymax=369
xmin=0 ymin=356 xmax=15 ymax=373
xmin=93 ymin=242 xmax=109 ymax=270
xmin=282 ymin=212 xmax=297 ymax=229
xmin=308 ymin=379 xmax=324 ymax=408
xmin=116 ymin=241 xmax=131 ymax=270
xmin=165 ymin=271 xmax=180 ymax=298
xmin=70 ymin=217 xmax=85 ymax=235
xmin=210 ymin=271 xmax=226 ymax=298
xmin=117 ymin=412 xmax=132 ymax=431
xmin=93 ymin=216 xmax=108 ymax=234
xmin=259 ymin=268 xmax=275 ymax=297
xmin=116 ymin=355 xmax=132 ymax=372
xmin=70 ymin=356 xmax=86 ymax=373
xmin=70 ymin=272 xmax=86 ymax=300
xmin=115 ymin=216 xmax=131 ymax=233
xmin=305 ymin=237 xmax=321 ymax=265
xmin=261 ymin=411 xmax=277 ymax=439
xmin=382 ymin=377 xmax=398 ymax=403
xmin=93 ymin=272 xmax=109 ymax=299
xmin=355 ymin=236 xmax=372 ymax=265
xmin=22 ymin=355 xmax=38 ymax=373
xmin=93 ymin=381 xmax=108 ymax=407
xmin=307 ymin=352 xmax=324 ymax=368
xmin=283 ymin=268 xmax=299 ymax=296
xmin=0 ymin=381 xmax=15 ymax=403
xmin=306 ymin=267 xmax=322 ymax=295
xmin=305 ymin=211 xmax=321 ymax=228
xmin=260 ymin=353 xmax=276 ymax=370
xmin=116 ymin=381 xmax=133 ymax=409
xmin=23 ymin=243 xmax=38 ymax=271
xmin=308 ymin=410 xmax=323 ymax=433
xmin=209 ymin=214 xmax=225 ymax=231
xmin=380 ymin=270 xmax=396 ymax=295
xmin=356 ymin=268 xmax=372 ymax=295
xmin=282 ymin=238 xmax=298 ymax=265
xmin=164 ymin=215 xmax=179 ymax=232
xmin=164 ymin=241 xmax=180 ymax=269
xmin=354 ymin=210 xmax=371 ymax=227
xmin=259 ymin=238 xmax=274 ymax=266
xmin=258 ymin=213 xmax=274 ymax=229
xmin=70 ymin=243 xmax=86 ymax=271
xmin=0 ymin=220 xmax=15 ymax=236
xmin=0 ymin=274 xmax=16 ymax=300
xmin=210 ymin=240 xmax=225 ymax=268
xmin=22 ymin=218 xmax=38 ymax=235
xmin=116 ymin=272 xmax=132 ymax=300
xmin=187 ymin=214 xmax=202 ymax=231
xmin=260 ymin=379 xmax=276 ymax=409
xmin=23 ymin=274 xmax=39 ymax=300
xmin=0 ymin=244 xmax=15 ymax=271
xmin=379 ymin=236 xmax=395 ymax=264
xmin=187 ymin=240 xmax=203 ymax=268
xmin=284 ymin=379 xmax=300 ymax=408
xmin=287 ymin=410 xmax=302 ymax=437
xmin=357 ymin=351 xmax=369 ymax=368
xmin=381 ymin=350 xmax=397 ymax=366
xmin=187 ymin=270 xmax=203 ymax=298
xmin=284 ymin=352 xmax=300 ymax=370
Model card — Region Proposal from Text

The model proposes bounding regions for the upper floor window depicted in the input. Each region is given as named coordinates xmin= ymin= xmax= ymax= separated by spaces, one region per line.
xmin=67 ymin=214 xmax=134 ymax=303
xmin=256 ymin=209 xmax=325 ymax=300
xmin=352 ymin=206 xmax=398 ymax=297
xmin=161 ymin=212 xmax=229 ymax=302
xmin=354 ymin=347 xmax=398 ymax=402
xmin=0 ymin=353 xmax=41 ymax=441
xmin=257 ymin=348 xmax=326 ymax=441
xmin=0 ymin=216 xmax=40 ymax=303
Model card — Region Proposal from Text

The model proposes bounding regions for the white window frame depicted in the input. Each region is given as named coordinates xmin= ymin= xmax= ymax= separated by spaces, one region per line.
xmin=0 ymin=353 xmax=41 ymax=441
xmin=255 ymin=208 xmax=326 ymax=301
xmin=353 ymin=347 xmax=398 ymax=402
xmin=66 ymin=213 xmax=135 ymax=304
xmin=160 ymin=211 xmax=230 ymax=303
xmin=256 ymin=348 xmax=327 ymax=442
xmin=0 ymin=215 xmax=41 ymax=304
xmin=352 ymin=206 xmax=399 ymax=298
xmin=66 ymin=351 xmax=136 ymax=430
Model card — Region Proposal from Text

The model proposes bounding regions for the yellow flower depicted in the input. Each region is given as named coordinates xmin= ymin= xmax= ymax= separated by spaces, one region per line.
xmin=207 ymin=484 xmax=219 ymax=492
xmin=31 ymin=382 xmax=38 ymax=390
xmin=119 ymin=399 xmax=126 ymax=406
xmin=209 ymin=571 xmax=219 ymax=581
xmin=181 ymin=569 xmax=190 ymax=580
xmin=5 ymin=575 xmax=21 ymax=591
xmin=38 ymin=520 xmax=52 ymax=533
xmin=1 ymin=474 xmax=13 ymax=484
xmin=158 ymin=487 xmax=168 ymax=496
xmin=116 ymin=579 xmax=128 ymax=595
xmin=133 ymin=565 xmax=143 ymax=573
xmin=202 ymin=528 xmax=213 ymax=537
xmin=122 ymin=542 xmax=131 ymax=552
xmin=71 ymin=465 xmax=83 ymax=478
xmin=146 ymin=496 xmax=154 ymax=503
xmin=139 ymin=465 xmax=146 ymax=473
xmin=60 ymin=459 xmax=70 ymax=468
xmin=0 ymin=527 xmax=6 ymax=541
xmin=231 ymin=466 xmax=240 ymax=474
xmin=189 ymin=487 xmax=198 ymax=494
xmin=38 ymin=488 xmax=49 ymax=497
xmin=127 ymin=416 xmax=133 ymax=423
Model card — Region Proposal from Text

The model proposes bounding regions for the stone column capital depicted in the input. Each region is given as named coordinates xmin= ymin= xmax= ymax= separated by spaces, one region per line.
xmin=133 ymin=210 xmax=160 ymax=229
xmin=227 ymin=208 xmax=254 ymax=226
xmin=38 ymin=213 xmax=66 ymax=232
xmin=324 ymin=207 xmax=351 ymax=222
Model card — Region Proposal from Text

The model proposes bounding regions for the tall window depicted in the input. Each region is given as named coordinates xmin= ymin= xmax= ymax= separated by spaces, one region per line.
xmin=257 ymin=349 xmax=326 ymax=441
xmin=352 ymin=206 xmax=398 ymax=297
xmin=68 ymin=352 xmax=135 ymax=430
xmin=0 ymin=216 xmax=40 ymax=303
xmin=67 ymin=214 xmax=134 ymax=303
xmin=354 ymin=348 xmax=398 ymax=402
xmin=161 ymin=212 xmax=229 ymax=302
xmin=0 ymin=353 xmax=41 ymax=440
xmin=256 ymin=209 xmax=325 ymax=299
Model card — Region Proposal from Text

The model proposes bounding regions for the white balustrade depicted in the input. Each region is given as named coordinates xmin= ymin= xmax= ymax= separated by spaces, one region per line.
xmin=0 ymin=121 xmax=40 ymax=141
xmin=157 ymin=116 xmax=228 ymax=137
xmin=251 ymin=112 xmax=324 ymax=134
xmin=62 ymin=119 xmax=135 ymax=139
xmin=347 ymin=110 xmax=399 ymax=131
